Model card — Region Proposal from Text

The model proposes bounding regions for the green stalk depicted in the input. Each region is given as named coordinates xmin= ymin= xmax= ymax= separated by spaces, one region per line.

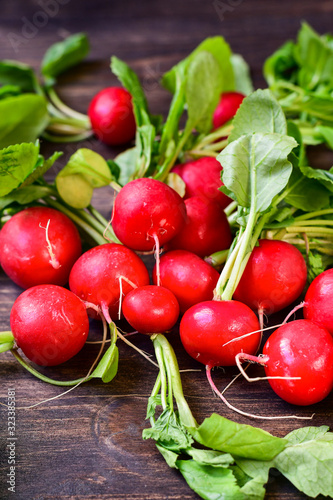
xmin=46 ymin=87 xmax=91 ymax=124
xmin=44 ymin=197 xmax=107 ymax=245
xmin=11 ymin=350 xmax=89 ymax=386
xmin=152 ymin=334 xmax=197 ymax=429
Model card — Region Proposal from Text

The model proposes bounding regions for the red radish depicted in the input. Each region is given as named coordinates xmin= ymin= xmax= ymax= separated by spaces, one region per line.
xmin=112 ymin=178 xmax=187 ymax=252
xmin=10 ymin=285 xmax=89 ymax=366
xmin=171 ymin=157 xmax=232 ymax=209
xmin=88 ymin=87 xmax=136 ymax=145
xmin=122 ymin=285 xmax=180 ymax=334
xmin=261 ymin=319 xmax=333 ymax=406
xmin=152 ymin=250 xmax=219 ymax=313
xmin=304 ymin=268 xmax=333 ymax=336
xmin=180 ymin=300 xmax=261 ymax=367
xmin=233 ymin=239 xmax=307 ymax=315
xmin=166 ymin=196 xmax=232 ymax=258
xmin=69 ymin=243 xmax=150 ymax=320
xmin=213 ymin=91 xmax=245 ymax=129
xmin=0 ymin=206 xmax=82 ymax=289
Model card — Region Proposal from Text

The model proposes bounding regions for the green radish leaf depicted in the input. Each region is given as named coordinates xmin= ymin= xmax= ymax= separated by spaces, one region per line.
xmin=295 ymin=22 xmax=333 ymax=90
xmin=229 ymin=89 xmax=287 ymax=143
xmin=177 ymin=460 xmax=244 ymax=500
xmin=218 ymin=132 xmax=297 ymax=212
xmin=0 ymin=142 xmax=40 ymax=196
xmin=185 ymin=51 xmax=224 ymax=134
xmin=0 ymin=85 xmax=22 ymax=100
xmin=284 ymin=425 xmax=331 ymax=445
xmin=299 ymin=164 xmax=333 ymax=193
xmin=158 ymin=64 xmax=186 ymax=159
xmin=21 ymin=151 xmax=63 ymax=188
xmin=0 ymin=60 xmax=41 ymax=93
xmin=111 ymin=56 xmax=151 ymax=127
xmin=163 ymin=36 xmax=234 ymax=95
xmin=143 ymin=408 xmax=193 ymax=451
xmin=135 ymin=123 xmax=156 ymax=177
xmin=0 ymin=94 xmax=49 ymax=148
xmin=186 ymin=448 xmax=234 ymax=467
xmin=274 ymin=426 xmax=333 ymax=497
xmin=284 ymin=168 xmax=331 ymax=211
xmin=0 ymin=185 xmax=51 ymax=210
xmin=106 ymin=159 xmax=120 ymax=182
xmin=41 ymin=33 xmax=89 ymax=81
xmin=231 ymin=54 xmax=254 ymax=95
xmin=56 ymin=148 xmax=112 ymax=208
xmin=263 ymin=40 xmax=298 ymax=87
xmin=156 ymin=444 xmax=179 ymax=469
xmin=316 ymin=125 xmax=333 ymax=149
xmin=190 ymin=414 xmax=287 ymax=460
xmin=114 ymin=147 xmax=139 ymax=186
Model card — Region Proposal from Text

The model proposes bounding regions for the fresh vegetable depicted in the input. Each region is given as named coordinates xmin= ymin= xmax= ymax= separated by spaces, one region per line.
xmin=212 ymin=91 xmax=245 ymax=129
xmin=180 ymin=300 xmax=261 ymax=367
xmin=233 ymin=239 xmax=307 ymax=315
xmin=166 ymin=196 xmax=232 ymax=257
xmin=0 ymin=206 xmax=82 ymax=289
xmin=171 ymin=156 xmax=232 ymax=208
xmin=152 ymin=250 xmax=220 ymax=313
xmin=9 ymin=284 xmax=89 ymax=366
xmin=112 ymin=178 xmax=187 ymax=252
xmin=259 ymin=319 xmax=333 ymax=405
xmin=88 ymin=87 xmax=136 ymax=145
xmin=304 ymin=268 xmax=333 ymax=335
xmin=122 ymin=285 xmax=180 ymax=334
xmin=69 ymin=243 xmax=150 ymax=320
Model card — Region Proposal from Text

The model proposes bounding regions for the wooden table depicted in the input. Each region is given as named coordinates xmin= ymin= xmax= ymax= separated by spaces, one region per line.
xmin=1 ymin=1 xmax=333 ymax=498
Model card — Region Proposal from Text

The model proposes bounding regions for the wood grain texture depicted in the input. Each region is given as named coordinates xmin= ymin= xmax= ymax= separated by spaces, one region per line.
xmin=1 ymin=0 xmax=333 ymax=498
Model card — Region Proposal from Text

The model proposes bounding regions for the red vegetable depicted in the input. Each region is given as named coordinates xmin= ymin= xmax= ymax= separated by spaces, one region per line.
xmin=262 ymin=319 xmax=333 ymax=405
xmin=166 ymin=196 xmax=232 ymax=257
xmin=69 ymin=243 xmax=150 ymax=320
xmin=122 ymin=285 xmax=180 ymax=334
xmin=180 ymin=300 xmax=261 ymax=367
xmin=172 ymin=156 xmax=232 ymax=209
xmin=112 ymin=178 xmax=187 ymax=252
xmin=10 ymin=285 xmax=89 ymax=366
xmin=233 ymin=239 xmax=307 ymax=315
xmin=213 ymin=91 xmax=245 ymax=129
xmin=88 ymin=87 xmax=136 ymax=145
xmin=304 ymin=268 xmax=333 ymax=336
xmin=153 ymin=250 xmax=220 ymax=313
xmin=0 ymin=206 xmax=82 ymax=289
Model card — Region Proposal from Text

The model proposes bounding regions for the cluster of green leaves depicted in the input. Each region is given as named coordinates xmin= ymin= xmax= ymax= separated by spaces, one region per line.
xmin=0 ymin=33 xmax=91 ymax=147
xmin=0 ymin=141 xmax=119 ymax=245
xmin=109 ymin=36 xmax=253 ymax=187
xmin=264 ymin=22 xmax=333 ymax=150
xmin=144 ymin=334 xmax=333 ymax=500
xmin=209 ymin=88 xmax=333 ymax=292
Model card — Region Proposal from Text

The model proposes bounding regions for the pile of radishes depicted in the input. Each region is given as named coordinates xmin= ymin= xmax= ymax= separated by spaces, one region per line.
xmin=1 ymin=87 xmax=333 ymax=416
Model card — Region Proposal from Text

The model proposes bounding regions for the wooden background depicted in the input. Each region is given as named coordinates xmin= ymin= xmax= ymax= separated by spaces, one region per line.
xmin=1 ymin=0 xmax=333 ymax=498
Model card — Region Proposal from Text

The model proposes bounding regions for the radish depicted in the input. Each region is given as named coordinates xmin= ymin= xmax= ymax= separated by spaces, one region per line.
xmin=69 ymin=243 xmax=150 ymax=320
xmin=180 ymin=300 xmax=261 ymax=368
xmin=239 ymin=319 xmax=333 ymax=406
xmin=10 ymin=285 xmax=89 ymax=366
xmin=304 ymin=268 xmax=333 ymax=336
xmin=166 ymin=196 xmax=232 ymax=258
xmin=171 ymin=156 xmax=232 ymax=209
xmin=233 ymin=239 xmax=307 ymax=317
xmin=122 ymin=285 xmax=180 ymax=335
xmin=112 ymin=178 xmax=187 ymax=252
xmin=152 ymin=250 xmax=220 ymax=313
xmin=88 ymin=87 xmax=136 ymax=145
xmin=212 ymin=91 xmax=245 ymax=129
xmin=0 ymin=206 xmax=82 ymax=289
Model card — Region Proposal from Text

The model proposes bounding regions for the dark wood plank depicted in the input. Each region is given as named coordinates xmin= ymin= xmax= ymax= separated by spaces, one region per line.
xmin=1 ymin=1 xmax=333 ymax=498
